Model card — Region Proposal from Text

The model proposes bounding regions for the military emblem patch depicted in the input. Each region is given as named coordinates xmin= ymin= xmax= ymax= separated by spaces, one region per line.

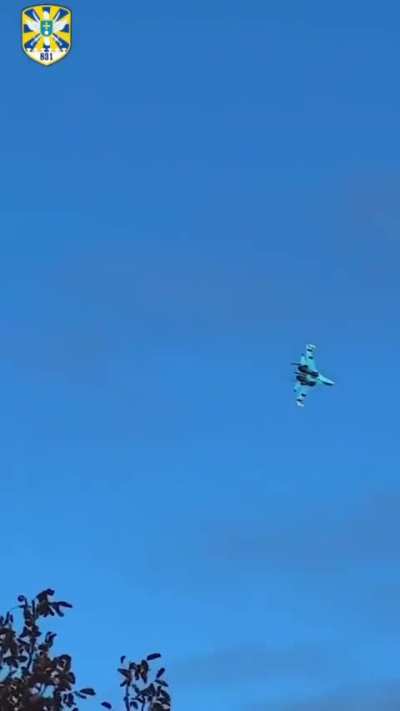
xmin=22 ymin=5 xmax=72 ymax=66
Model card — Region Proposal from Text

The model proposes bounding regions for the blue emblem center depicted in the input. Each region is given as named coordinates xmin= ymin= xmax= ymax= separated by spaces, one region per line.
xmin=40 ymin=20 xmax=53 ymax=37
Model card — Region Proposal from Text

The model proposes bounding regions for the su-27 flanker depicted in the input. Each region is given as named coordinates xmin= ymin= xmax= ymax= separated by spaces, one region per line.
xmin=292 ymin=344 xmax=335 ymax=407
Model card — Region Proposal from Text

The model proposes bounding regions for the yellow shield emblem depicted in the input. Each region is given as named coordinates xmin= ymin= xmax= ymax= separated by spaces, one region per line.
xmin=22 ymin=5 xmax=72 ymax=66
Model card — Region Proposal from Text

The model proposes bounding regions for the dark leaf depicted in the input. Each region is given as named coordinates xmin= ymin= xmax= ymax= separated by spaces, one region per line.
xmin=101 ymin=703 xmax=112 ymax=709
xmin=118 ymin=668 xmax=131 ymax=678
xmin=79 ymin=687 xmax=95 ymax=695
xmin=156 ymin=667 xmax=165 ymax=679
xmin=146 ymin=653 xmax=161 ymax=661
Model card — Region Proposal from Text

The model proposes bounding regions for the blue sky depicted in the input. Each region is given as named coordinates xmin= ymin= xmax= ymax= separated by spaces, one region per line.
xmin=2 ymin=1 xmax=400 ymax=709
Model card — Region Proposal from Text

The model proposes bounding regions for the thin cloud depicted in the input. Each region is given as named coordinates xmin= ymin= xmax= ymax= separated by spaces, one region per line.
xmin=0 ymin=233 xmax=298 ymax=378
xmin=276 ymin=679 xmax=400 ymax=711
xmin=206 ymin=488 xmax=400 ymax=574
xmin=170 ymin=642 xmax=344 ymax=688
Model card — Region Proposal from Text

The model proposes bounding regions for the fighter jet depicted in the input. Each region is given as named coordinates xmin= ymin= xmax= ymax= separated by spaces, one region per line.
xmin=292 ymin=344 xmax=334 ymax=407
